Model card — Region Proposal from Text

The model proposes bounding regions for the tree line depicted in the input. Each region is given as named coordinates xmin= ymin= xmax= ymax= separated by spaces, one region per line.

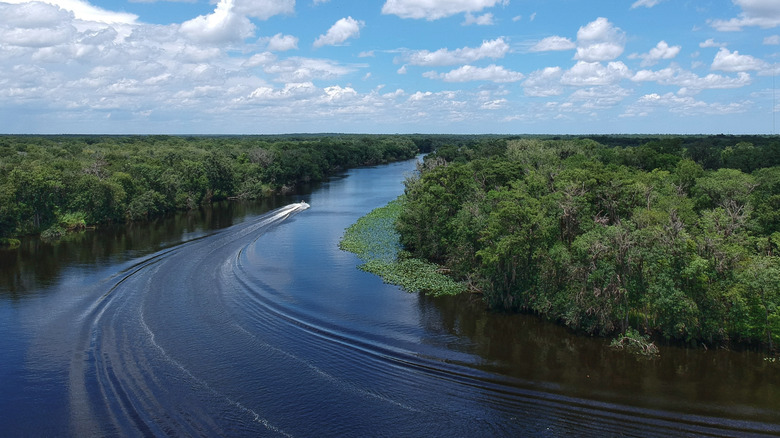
xmin=397 ymin=136 xmax=780 ymax=349
xmin=0 ymin=135 xmax=419 ymax=241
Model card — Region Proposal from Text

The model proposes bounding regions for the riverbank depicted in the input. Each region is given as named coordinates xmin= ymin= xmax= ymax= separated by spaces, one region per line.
xmin=0 ymin=135 xmax=420 ymax=244
xmin=395 ymin=136 xmax=780 ymax=351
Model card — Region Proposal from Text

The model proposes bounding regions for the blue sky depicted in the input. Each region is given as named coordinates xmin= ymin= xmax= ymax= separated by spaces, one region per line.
xmin=1 ymin=0 xmax=779 ymax=134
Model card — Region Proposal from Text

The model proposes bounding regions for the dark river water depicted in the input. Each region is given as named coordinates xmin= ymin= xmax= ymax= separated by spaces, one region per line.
xmin=1 ymin=158 xmax=779 ymax=437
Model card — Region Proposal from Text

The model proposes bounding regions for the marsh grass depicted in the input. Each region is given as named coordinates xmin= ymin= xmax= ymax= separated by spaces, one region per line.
xmin=339 ymin=196 xmax=465 ymax=296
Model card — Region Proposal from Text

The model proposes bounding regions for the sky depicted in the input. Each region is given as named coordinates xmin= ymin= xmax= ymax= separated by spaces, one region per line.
xmin=1 ymin=0 xmax=780 ymax=134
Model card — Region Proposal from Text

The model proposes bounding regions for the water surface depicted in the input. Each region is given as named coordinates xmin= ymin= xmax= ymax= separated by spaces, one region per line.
xmin=0 ymin=159 xmax=778 ymax=437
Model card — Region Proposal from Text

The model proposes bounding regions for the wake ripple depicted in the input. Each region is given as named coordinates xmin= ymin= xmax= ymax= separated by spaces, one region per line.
xmin=68 ymin=204 xmax=309 ymax=436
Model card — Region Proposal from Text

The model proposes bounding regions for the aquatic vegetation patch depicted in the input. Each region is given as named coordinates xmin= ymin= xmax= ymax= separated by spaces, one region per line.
xmin=610 ymin=328 xmax=660 ymax=357
xmin=339 ymin=196 xmax=465 ymax=296
xmin=0 ymin=238 xmax=20 ymax=249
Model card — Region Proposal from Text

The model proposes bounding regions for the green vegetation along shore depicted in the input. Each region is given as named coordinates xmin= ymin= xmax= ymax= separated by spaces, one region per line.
xmin=392 ymin=135 xmax=780 ymax=350
xmin=0 ymin=135 xmax=422 ymax=241
xmin=339 ymin=196 xmax=465 ymax=296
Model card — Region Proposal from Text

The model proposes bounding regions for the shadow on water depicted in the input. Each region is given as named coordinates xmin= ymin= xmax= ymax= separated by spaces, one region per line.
xmin=417 ymin=292 xmax=780 ymax=425
xmin=0 ymin=196 xmax=293 ymax=298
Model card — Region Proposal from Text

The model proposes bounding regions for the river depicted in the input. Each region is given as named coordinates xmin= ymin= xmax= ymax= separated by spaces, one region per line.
xmin=0 ymin=158 xmax=778 ymax=437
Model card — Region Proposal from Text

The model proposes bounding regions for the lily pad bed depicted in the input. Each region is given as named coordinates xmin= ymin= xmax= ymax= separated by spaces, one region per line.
xmin=339 ymin=196 xmax=464 ymax=296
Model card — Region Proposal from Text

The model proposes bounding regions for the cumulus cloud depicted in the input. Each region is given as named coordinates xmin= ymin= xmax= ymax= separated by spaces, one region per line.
xmin=522 ymin=67 xmax=564 ymax=97
xmin=233 ymin=0 xmax=295 ymax=21
xmin=529 ymin=36 xmax=576 ymax=52
xmin=313 ymin=16 xmax=364 ymax=48
xmin=401 ymin=38 xmax=509 ymax=66
xmin=569 ymin=85 xmax=631 ymax=109
xmin=699 ymin=38 xmax=726 ymax=48
xmin=710 ymin=0 xmax=780 ymax=31
xmin=382 ymin=0 xmax=508 ymax=20
xmin=632 ymin=65 xmax=752 ymax=91
xmin=180 ymin=0 xmax=254 ymax=44
xmin=481 ymin=98 xmax=507 ymax=109
xmin=0 ymin=2 xmax=76 ymax=48
xmin=631 ymin=0 xmax=663 ymax=8
xmin=574 ymin=17 xmax=625 ymax=62
xmin=245 ymin=82 xmax=327 ymax=101
xmin=462 ymin=12 xmax=494 ymax=26
xmin=629 ymin=41 xmax=681 ymax=67
xmin=1 ymin=0 xmax=137 ymax=24
xmin=711 ymin=47 xmax=768 ymax=72
xmin=624 ymin=92 xmax=750 ymax=117
xmin=561 ymin=61 xmax=631 ymax=86
xmin=423 ymin=64 xmax=524 ymax=82
xmin=764 ymin=35 xmax=780 ymax=45
xmin=243 ymin=51 xmax=277 ymax=67
xmin=262 ymin=57 xmax=354 ymax=82
xmin=323 ymin=85 xmax=358 ymax=101
xmin=264 ymin=33 xmax=298 ymax=51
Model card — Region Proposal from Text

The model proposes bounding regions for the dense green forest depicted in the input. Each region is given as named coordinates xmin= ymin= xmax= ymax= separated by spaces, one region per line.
xmin=0 ymin=135 xmax=420 ymax=241
xmin=397 ymin=135 xmax=780 ymax=349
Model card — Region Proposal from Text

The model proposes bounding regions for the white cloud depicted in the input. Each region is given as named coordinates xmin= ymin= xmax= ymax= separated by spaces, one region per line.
xmin=569 ymin=85 xmax=630 ymax=109
xmin=381 ymin=0 xmax=508 ymax=21
xmin=1 ymin=0 xmax=137 ymax=24
xmin=264 ymin=33 xmax=298 ymax=51
xmin=423 ymin=64 xmax=524 ymax=82
xmin=764 ymin=35 xmax=780 ymax=45
xmin=233 ymin=0 xmax=295 ymax=20
xmin=262 ymin=57 xmax=354 ymax=82
xmin=629 ymin=40 xmax=681 ymax=67
xmin=529 ymin=36 xmax=576 ymax=52
xmin=248 ymin=82 xmax=321 ymax=100
xmin=313 ymin=16 xmax=364 ymax=48
xmin=481 ymin=99 xmax=505 ymax=109
xmin=408 ymin=91 xmax=433 ymax=101
xmin=711 ymin=47 xmax=768 ymax=72
xmin=574 ymin=17 xmax=625 ymax=62
xmin=180 ymin=0 xmax=255 ymax=44
xmin=624 ymin=92 xmax=750 ymax=117
xmin=561 ymin=61 xmax=631 ymax=86
xmin=710 ymin=0 xmax=780 ymax=31
xmin=243 ymin=51 xmax=277 ymax=67
xmin=0 ymin=1 xmax=72 ymax=28
xmin=323 ymin=85 xmax=358 ymax=101
xmin=632 ymin=65 xmax=752 ymax=91
xmin=462 ymin=12 xmax=494 ymax=26
xmin=699 ymin=38 xmax=726 ymax=48
xmin=0 ymin=2 xmax=76 ymax=48
xmin=402 ymin=38 xmax=509 ymax=66
xmin=522 ymin=66 xmax=564 ymax=97
xmin=631 ymin=0 xmax=662 ymax=8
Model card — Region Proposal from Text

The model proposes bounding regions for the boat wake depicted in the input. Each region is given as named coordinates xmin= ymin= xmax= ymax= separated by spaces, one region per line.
xmin=65 ymin=203 xmax=312 ymax=436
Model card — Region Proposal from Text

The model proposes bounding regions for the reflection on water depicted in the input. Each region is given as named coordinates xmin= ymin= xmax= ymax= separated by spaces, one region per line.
xmin=0 ymin=197 xmax=290 ymax=298
xmin=418 ymin=293 xmax=780 ymax=424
